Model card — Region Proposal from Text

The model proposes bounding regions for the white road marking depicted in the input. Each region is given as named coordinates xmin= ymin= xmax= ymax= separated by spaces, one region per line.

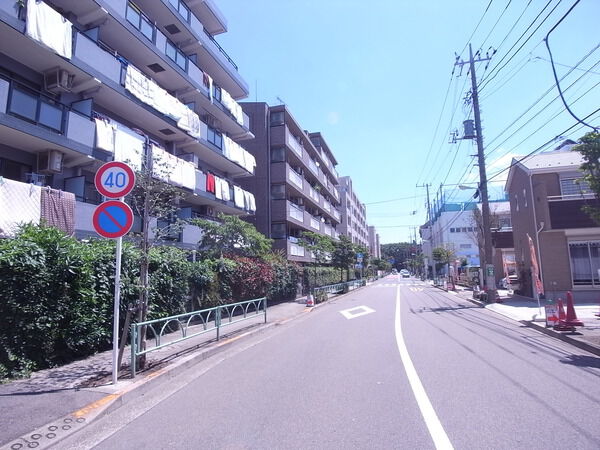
xmin=339 ymin=306 xmax=376 ymax=320
xmin=394 ymin=286 xmax=454 ymax=450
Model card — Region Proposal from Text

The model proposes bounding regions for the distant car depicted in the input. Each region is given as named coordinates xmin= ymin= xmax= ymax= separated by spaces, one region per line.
xmin=400 ymin=269 xmax=410 ymax=278
xmin=391 ymin=269 xmax=398 ymax=275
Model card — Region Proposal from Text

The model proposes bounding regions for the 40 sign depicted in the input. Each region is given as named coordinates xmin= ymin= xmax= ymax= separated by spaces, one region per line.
xmin=94 ymin=161 xmax=136 ymax=198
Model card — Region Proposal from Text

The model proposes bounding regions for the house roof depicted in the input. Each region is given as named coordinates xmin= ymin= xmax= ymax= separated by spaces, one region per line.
xmin=505 ymin=141 xmax=584 ymax=191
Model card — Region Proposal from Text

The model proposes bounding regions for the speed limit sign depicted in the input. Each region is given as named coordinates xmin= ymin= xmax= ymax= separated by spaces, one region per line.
xmin=94 ymin=161 xmax=136 ymax=198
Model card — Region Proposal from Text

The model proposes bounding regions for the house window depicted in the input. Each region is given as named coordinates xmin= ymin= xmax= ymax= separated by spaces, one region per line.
xmin=270 ymin=111 xmax=284 ymax=126
xmin=569 ymin=241 xmax=600 ymax=286
xmin=271 ymin=147 xmax=285 ymax=162
xmin=207 ymin=126 xmax=223 ymax=149
xmin=271 ymin=184 xmax=285 ymax=200
xmin=560 ymin=178 xmax=591 ymax=196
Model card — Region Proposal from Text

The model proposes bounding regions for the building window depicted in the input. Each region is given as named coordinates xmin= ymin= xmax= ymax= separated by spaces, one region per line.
xmin=270 ymin=111 xmax=284 ymax=126
xmin=271 ymin=184 xmax=285 ymax=200
xmin=560 ymin=177 xmax=591 ymax=196
xmin=450 ymin=228 xmax=455 ymax=233
xmin=498 ymin=217 xmax=512 ymax=229
xmin=126 ymin=2 xmax=154 ymax=42
xmin=168 ymin=0 xmax=191 ymax=22
xmin=460 ymin=244 xmax=472 ymax=249
xmin=8 ymin=87 xmax=63 ymax=133
xmin=271 ymin=223 xmax=286 ymax=239
xmin=165 ymin=41 xmax=187 ymax=71
xmin=271 ymin=147 xmax=285 ymax=162
xmin=569 ymin=241 xmax=600 ymax=286
xmin=207 ymin=127 xmax=223 ymax=149
xmin=212 ymin=84 xmax=222 ymax=103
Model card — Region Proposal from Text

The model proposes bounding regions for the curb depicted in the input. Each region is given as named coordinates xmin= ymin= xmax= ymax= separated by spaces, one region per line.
xmin=520 ymin=320 xmax=600 ymax=357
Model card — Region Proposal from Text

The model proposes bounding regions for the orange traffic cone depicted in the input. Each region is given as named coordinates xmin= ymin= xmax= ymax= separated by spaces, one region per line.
xmin=557 ymin=298 xmax=566 ymax=321
xmin=563 ymin=291 xmax=584 ymax=327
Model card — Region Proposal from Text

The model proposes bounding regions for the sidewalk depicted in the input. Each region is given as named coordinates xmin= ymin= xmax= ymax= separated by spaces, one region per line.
xmin=0 ymin=298 xmax=310 ymax=449
xmin=447 ymin=284 xmax=600 ymax=356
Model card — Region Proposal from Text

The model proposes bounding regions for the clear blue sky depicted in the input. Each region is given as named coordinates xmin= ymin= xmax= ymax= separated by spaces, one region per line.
xmin=215 ymin=0 xmax=600 ymax=244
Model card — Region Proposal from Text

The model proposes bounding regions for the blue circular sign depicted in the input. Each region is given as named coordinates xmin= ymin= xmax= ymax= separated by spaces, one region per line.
xmin=93 ymin=201 xmax=134 ymax=239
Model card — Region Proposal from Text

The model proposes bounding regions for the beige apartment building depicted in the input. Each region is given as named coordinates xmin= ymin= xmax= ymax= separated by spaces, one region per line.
xmin=238 ymin=103 xmax=341 ymax=263
xmin=337 ymin=176 xmax=369 ymax=248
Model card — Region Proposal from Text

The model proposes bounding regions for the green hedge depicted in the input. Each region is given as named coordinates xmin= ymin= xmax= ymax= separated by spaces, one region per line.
xmin=302 ymin=266 xmax=356 ymax=293
xmin=0 ymin=225 xmax=300 ymax=380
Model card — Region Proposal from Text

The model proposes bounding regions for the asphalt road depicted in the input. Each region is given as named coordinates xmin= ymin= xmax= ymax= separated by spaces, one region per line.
xmin=62 ymin=276 xmax=600 ymax=449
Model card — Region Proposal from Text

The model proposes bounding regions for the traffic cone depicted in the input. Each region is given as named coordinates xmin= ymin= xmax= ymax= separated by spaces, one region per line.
xmin=563 ymin=291 xmax=584 ymax=327
xmin=553 ymin=298 xmax=569 ymax=331
xmin=306 ymin=293 xmax=314 ymax=307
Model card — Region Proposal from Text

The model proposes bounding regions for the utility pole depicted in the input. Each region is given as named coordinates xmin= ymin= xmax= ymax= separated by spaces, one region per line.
xmin=455 ymin=44 xmax=495 ymax=301
xmin=416 ymin=183 xmax=432 ymax=278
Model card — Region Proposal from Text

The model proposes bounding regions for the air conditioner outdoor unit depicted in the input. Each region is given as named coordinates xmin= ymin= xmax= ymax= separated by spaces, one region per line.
xmin=38 ymin=150 xmax=64 ymax=174
xmin=44 ymin=68 xmax=74 ymax=93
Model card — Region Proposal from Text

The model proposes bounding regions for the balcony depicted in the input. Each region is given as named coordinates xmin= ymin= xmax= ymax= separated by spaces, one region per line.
xmin=286 ymin=130 xmax=304 ymax=159
xmin=288 ymin=168 xmax=304 ymax=190
xmin=0 ymin=76 xmax=95 ymax=158
xmin=288 ymin=201 xmax=304 ymax=223
xmin=309 ymin=215 xmax=321 ymax=231
xmin=548 ymin=195 xmax=600 ymax=229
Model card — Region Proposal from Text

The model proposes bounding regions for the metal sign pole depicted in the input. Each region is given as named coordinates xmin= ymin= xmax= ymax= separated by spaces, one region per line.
xmin=112 ymin=203 xmax=123 ymax=385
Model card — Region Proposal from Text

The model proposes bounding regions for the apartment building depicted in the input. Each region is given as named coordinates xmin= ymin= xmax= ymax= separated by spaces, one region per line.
xmin=367 ymin=225 xmax=381 ymax=258
xmin=337 ymin=176 xmax=369 ymax=248
xmin=0 ymin=0 xmax=256 ymax=247
xmin=238 ymin=103 xmax=341 ymax=263
xmin=506 ymin=141 xmax=600 ymax=301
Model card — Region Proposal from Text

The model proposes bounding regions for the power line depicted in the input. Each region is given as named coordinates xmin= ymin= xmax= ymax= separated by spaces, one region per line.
xmin=485 ymin=47 xmax=600 ymax=155
xmin=479 ymin=0 xmax=513 ymax=50
xmin=544 ymin=0 xmax=598 ymax=131
xmin=458 ymin=0 xmax=495 ymax=57
xmin=534 ymin=56 xmax=600 ymax=75
xmin=479 ymin=0 xmax=562 ymax=92
xmin=487 ymin=106 xmax=600 ymax=183
xmin=365 ymin=194 xmax=426 ymax=206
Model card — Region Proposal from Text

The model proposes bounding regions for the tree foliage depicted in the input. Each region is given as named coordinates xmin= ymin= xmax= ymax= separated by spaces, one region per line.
xmin=191 ymin=214 xmax=273 ymax=259
xmin=331 ymin=235 xmax=357 ymax=281
xmin=574 ymin=131 xmax=600 ymax=223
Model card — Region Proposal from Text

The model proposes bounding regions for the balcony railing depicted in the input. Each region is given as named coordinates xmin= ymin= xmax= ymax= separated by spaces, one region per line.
xmin=310 ymin=216 xmax=321 ymax=231
xmin=308 ymin=186 xmax=320 ymax=203
xmin=323 ymin=200 xmax=331 ymax=213
xmin=290 ymin=242 xmax=305 ymax=257
xmin=203 ymin=29 xmax=238 ymax=71
xmin=289 ymin=202 xmax=304 ymax=222
xmin=288 ymin=169 xmax=303 ymax=190
xmin=333 ymin=209 xmax=341 ymax=221
xmin=547 ymin=193 xmax=596 ymax=202
xmin=287 ymin=133 xmax=304 ymax=158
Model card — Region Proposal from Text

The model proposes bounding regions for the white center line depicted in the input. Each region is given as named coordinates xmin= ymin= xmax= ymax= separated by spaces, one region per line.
xmin=394 ymin=285 xmax=454 ymax=450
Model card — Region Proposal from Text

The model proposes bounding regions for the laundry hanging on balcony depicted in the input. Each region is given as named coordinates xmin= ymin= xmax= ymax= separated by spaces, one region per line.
xmin=25 ymin=0 xmax=73 ymax=59
xmin=40 ymin=187 xmax=75 ymax=236
xmin=0 ymin=178 xmax=41 ymax=238
xmin=233 ymin=185 xmax=244 ymax=208
xmin=114 ymin=124 xmax=144 ymax=171
xmin=94 ymin=117 xmax=116 ymax=153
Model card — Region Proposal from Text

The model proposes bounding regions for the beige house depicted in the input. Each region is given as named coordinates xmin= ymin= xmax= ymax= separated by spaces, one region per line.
xmin=505 ymin=141 xmax=600 ymax=301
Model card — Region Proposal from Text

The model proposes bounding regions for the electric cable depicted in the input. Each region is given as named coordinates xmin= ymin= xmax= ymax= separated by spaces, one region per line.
xmin=544 ymin=0 xmax=598 ymax=131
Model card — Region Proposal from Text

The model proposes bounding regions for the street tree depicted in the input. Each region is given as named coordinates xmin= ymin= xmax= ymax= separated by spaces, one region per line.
xmin=191 ymin=214 xmax=273 ymax=259
xmin=432 ymin=245 xmax=455 ymax=274
xmin=127 ymin=156 xmax=186 ymax=369
xmin=298 ymin=231 xmax=334 ymax=291
xmin=331 ymin=235 xmax=357 ymax=282
xmin=574 ymin=131 xmax=600 ymax=223
xmin=381 ymin=242 xmax=413 ymax=270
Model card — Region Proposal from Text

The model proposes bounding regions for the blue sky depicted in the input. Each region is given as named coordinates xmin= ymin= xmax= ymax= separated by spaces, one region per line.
xmin=215 ymin=0 xmax=600 ymax=244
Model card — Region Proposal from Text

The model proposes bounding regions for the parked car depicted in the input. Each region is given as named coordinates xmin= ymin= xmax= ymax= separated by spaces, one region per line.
xmin=391 ymin=269 xmax=398 ymax=274
xmin=400 ymin=269 xmax=410 ymax=278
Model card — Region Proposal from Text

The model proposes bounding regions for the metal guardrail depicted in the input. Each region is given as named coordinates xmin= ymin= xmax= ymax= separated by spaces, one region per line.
xmin=312 ymin=279 xmax=366 ymax=301
xmin=130 ymin=297 xmax=266 ymax=376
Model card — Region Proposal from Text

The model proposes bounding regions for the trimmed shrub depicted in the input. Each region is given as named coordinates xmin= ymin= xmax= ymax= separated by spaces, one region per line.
xmin=228 ymin=256 xmax=274 ymax=301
